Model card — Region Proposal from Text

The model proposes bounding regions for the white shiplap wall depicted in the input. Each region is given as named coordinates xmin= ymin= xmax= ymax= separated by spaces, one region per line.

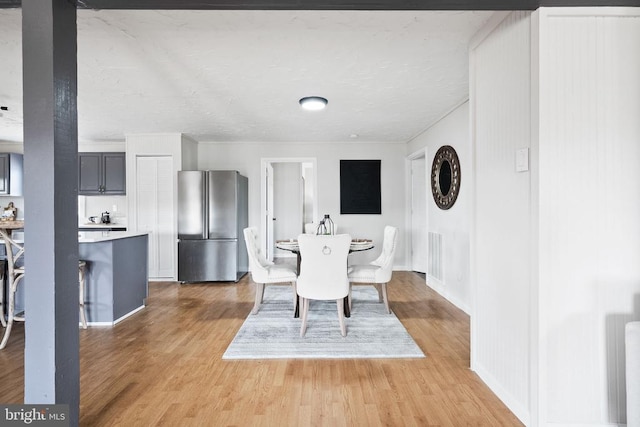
xmin=538 ymin=8 xmax=640 ymax=425
xmin=407 ymin=102 xmax=472 ymax=313
xmin=470 ymin=11 xmax=533 ymax=425
xmin=471 ymin=7 xmax=640 ymax=426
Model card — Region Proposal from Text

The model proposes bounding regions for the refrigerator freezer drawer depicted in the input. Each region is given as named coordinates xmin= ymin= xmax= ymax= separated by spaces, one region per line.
xmin=178 ymin=240 xmax=239 ymax=282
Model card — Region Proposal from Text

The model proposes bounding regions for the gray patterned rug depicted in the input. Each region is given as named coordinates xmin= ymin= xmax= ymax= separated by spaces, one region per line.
xmin=223 ymin=285 xmax=425 ymax=359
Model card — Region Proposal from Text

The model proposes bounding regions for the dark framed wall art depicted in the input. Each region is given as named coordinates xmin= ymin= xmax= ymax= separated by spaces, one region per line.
xmin=340 ymin=160 xmax=381 ymax=214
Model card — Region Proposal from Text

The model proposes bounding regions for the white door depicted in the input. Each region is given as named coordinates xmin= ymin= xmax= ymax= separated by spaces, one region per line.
xmin=136 ymin=156 xmax=174 ymax=279
xmin=272 ymin=163 xmax=303 ymax=259
xmin=411 ymin=157 xmax=427 ymax=273
xmin=265 ymin=162 xmax=275 ymax=261
xmin=262 ymin=158 xmax=317 ymax=261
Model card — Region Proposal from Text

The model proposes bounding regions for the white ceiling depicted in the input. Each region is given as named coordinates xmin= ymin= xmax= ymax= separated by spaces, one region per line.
xmin=0 ymin=9 xmax=494 ymax=144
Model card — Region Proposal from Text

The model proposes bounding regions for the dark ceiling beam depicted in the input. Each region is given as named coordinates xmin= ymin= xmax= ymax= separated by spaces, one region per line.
xmin=1 ymin=0 xmax=639 ymax=10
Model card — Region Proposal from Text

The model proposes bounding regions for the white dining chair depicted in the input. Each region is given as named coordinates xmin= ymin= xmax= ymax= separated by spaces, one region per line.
xmin=347 ymin=225 xmax=398 ymax=314
xmin=243 ymin=227 xmax=297 ymax=315
xmin=297 ymin=233 xmax=351 ymax=337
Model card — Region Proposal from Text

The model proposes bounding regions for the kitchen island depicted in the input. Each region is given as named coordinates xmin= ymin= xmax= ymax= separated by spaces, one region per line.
xmin=79 ymin=231 xmax=149 ymax=325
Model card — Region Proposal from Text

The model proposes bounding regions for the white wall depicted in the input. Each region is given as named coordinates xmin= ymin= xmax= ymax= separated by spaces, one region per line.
xmin=197 ymin=141 xmax=409 ymax=268
xmin=537 ymin=8 xmax=640 ymax=426
xmin=470 ymin=11 xmax=533 ymax=425
xmin=471 ymin=8 xmax=640 ymax=427
xmin=407 ymin=101 xmax=472 ymax=313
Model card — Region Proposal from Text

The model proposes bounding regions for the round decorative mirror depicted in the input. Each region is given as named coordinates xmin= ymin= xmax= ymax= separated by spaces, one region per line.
xmin=431 ymin=145 xmax=460 ymax=210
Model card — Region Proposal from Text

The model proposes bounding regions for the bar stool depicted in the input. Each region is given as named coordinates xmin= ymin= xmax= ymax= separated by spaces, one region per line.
xmin=78 ymin=260 xmax=88 ymax=329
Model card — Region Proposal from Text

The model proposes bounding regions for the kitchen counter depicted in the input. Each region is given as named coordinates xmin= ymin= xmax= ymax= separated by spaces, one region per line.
xmin=79 ymin=232 xmax=149 ymax=325
xmin=79 ymin=223 xmax=127 ymax=231
xmin=78 ymin=230 xmax=147 ymax=243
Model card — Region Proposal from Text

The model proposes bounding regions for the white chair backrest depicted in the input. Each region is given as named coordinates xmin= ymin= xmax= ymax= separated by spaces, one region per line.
xmin=371 ymin=226 xmax=398 ymax=281
xmin=297 ymin=234 xmax=351 ymax=300
xmin=243 ymin=227 xmax=270 ymax=283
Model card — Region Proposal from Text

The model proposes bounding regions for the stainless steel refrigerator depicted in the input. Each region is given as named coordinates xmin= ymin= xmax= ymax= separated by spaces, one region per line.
xmin=178 ymin=170 xmax=248 ymax=282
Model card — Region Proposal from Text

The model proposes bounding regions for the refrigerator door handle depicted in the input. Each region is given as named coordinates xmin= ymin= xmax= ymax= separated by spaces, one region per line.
xmin=204 ymin=176 xmax=210 ymax=239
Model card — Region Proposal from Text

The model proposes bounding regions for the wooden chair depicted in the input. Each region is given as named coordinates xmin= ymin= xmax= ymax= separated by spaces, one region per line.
xmin=0 ymin=231 xmax=25 ymax=349
xmin=243 ymin=227 xmax=297 ymax=315
xmin=79 ymin=260 xmax=88 ymax=329
xmin=0 ymin=237 xmax=90 ymax=349
xmin=347 ymin=225 xmax=398 ymax=314
xmin=297 ymin=234 xmax=351 ymax=337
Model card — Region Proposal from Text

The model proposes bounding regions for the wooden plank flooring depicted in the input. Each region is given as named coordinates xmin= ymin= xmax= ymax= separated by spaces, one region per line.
xmin=0 ymin=272 xmax=522 ymax=426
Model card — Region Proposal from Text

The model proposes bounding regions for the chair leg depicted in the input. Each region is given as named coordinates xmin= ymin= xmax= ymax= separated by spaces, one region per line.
xmin=79 ymin=262 xmax=88 ymax=329
xmin=300 ymin=297 xmax=309 ymax=337
xmin=348 ymin=284 xmax=352 ymax=312
xmin=291 ymin=281 xmax=297 ymax=308
xmin=0 ymin=277 xmax=20 ymax=350
xmin=0 ymin=285 xmax=5 ymax=329
xmin=252 ymin=283 xmax=265 ymax=314
xmin=0 ymin=260 xmax=5 ymax=328
xmin=0 ymin=308 xmax=13 ymax=349
xmin=373 ymin=283 xmax=383 ymax=302
xmin=336 ymin=299 xmax=346 ymax=337
xmin=381 ymin=283 xmax=390 ymax=314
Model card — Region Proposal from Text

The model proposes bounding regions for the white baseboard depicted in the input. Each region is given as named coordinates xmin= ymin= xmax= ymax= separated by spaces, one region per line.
xmin=426 ymin=278 xmax=471 ymax=315
xmin=85 ymin=305 xmax=145 ymax=327
xmin=473 ymin=362 xmax=530 ymax=426
xmin=546 ymin=423 xmax=625 ymax=427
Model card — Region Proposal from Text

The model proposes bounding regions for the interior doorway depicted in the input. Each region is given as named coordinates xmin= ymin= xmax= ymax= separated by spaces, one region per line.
xmin=261 ymin=157 xmax=317 ymax=261
xmin=410 ymin=152 xmax=428 ymax=274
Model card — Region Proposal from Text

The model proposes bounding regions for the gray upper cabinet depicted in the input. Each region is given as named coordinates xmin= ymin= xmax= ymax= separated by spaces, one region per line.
xmin=79 ymin=152 xmax=126 ymax=195
xmin=0 ymin=153 xmax=24 ymax=196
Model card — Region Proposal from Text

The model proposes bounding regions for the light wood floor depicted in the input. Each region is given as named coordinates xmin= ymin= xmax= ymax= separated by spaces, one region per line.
xmin=0 ymin=271 xmax=522 ymax=426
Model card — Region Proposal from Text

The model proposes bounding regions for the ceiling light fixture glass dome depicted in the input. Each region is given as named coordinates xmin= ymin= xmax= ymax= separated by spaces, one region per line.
xmin=299 ymin=96 xmax=328 ymax=111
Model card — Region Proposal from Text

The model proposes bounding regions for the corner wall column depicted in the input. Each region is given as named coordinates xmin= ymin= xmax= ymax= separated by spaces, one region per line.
xmin=22 ymin=0 xmax=80 ymax=424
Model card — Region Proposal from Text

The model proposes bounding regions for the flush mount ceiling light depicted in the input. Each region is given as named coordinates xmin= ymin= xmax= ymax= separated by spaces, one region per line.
xmin=299 ymin=96 xmax=328 ymax=111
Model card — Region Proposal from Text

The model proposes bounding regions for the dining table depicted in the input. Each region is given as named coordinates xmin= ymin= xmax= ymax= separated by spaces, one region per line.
xmin=275 ymin=237 xmax=374 ymax=318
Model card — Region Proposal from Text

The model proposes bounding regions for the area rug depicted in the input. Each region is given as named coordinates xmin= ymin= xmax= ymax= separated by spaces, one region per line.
xmin=222 ymin=285 xmax=425 ymax=359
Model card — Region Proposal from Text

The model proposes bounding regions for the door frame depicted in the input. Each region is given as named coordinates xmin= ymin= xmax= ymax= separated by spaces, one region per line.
xmin=261 ymin=157 xmax=317 ymax=261
xmin=405 ymin=148 xmax=429 ymax=279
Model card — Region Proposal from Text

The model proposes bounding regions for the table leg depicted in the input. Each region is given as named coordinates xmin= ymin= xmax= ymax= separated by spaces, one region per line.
xmin=294 ymin=252 xmax=301 ymax=318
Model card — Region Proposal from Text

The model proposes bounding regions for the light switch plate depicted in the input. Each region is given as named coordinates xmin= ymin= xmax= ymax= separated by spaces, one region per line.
xmin=516 ymin=148 xmax=529 ymax=172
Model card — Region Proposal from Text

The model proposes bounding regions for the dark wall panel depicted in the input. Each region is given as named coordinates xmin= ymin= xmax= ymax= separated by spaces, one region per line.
xmin=340 ymin=160 xmax=381 ymax=215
